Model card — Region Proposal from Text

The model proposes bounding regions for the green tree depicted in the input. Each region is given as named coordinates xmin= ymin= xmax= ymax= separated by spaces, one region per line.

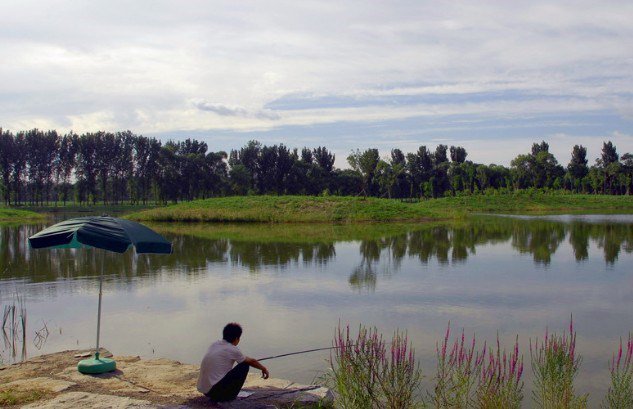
xmin=94 ymin=131 xmax=117 ymax=204
xmin=76 ymin=133 xmax=99 ymax=205
xmin=133 ymin=136 xmax=151 ymax=204
xmin=597 ymin=141 xmax=620 ymax=194
xmin=567 ymin=145 xmax=588 ymax=192
xmin=621 ymin=153 xmax=633 ymax=195
xmin=229 ymin=164 xmax=251 ymax=195
xmin=511 ymin=142 xmax=563 ymax=189
xmin=313 ymin=146 xmax=335 ymax=193
xmin=313 ymin=146 xmax=335 ymax=173
xmin=275 ymin=145 xmax=294 ymax=194
xmin=205 ymin=151 xmax=229 ymax=196
xmin=389 ymin=149 xmax=408 ymax=198
xmin=0 ymin=129 xmax=14 ymax=205
xmin=331 ymin=169 xmax=362 ymax=196
xmin=587 ymin=166 xmax=602 ymax=194
xmin=432 ymin=145 xmax=450 ymax=197
xmin=54 ymin=133 xmax=77 ymax=205
xmin=178 ymin=138 xmax=208 ymax=200
xmin=347 ymin=148 xmax=380 ymax=196
xmin=510 ymin=154 xmax=532 ymax=189
xmin=406 ymin=146 xmax=433 ymax=197
xmin=157 ymin=142 xmax=181 ymax=203
xmin=112 ymin=131 xmax=135 ymax=203
xmin=300 ymin=147 xmax=313 ymax=164
xmin=449 ymin=145 xmax=467 ymax=163
xmin=229 ymin=140 xmax=261 ymax=193
xmin=11 ymin=132 xmax=28 ymax=204
xmin=257 ymin=145 xmax=278 ymax=194
xmin=375 ymin=160 xmax=395 ymax=198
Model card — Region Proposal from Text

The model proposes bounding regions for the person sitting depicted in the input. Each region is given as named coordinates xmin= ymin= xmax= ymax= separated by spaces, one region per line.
xmin=196 ymin=322 xmax=270 ymax=402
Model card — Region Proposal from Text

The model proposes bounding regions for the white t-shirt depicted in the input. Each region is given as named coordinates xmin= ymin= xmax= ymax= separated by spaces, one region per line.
xmin=197 ymin=340 xmax=246 ymax=393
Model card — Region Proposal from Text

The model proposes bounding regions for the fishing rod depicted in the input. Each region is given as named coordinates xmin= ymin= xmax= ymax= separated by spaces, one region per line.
xmin=258 ymin=345 xmax=353 ymax=362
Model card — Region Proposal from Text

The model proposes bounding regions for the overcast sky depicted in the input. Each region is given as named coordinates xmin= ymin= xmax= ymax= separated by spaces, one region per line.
xmin=1 ymin=0 xmax=632 ymax=166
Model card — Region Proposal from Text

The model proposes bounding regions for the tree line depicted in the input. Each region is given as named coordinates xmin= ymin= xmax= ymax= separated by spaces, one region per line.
xmin=0 ymin=128 xmax=632 ymax=206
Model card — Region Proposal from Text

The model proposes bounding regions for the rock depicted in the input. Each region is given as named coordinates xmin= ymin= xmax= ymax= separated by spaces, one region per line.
xmin=2 ymin=376 xmax=76 ymax=393
xmin=2 ymin=349 xmax=333 ymax=408
xmin=112 ymin=358 xmax=199 ymax=397
xmin=239 ymin=373 xmax=335 ymax=407
xmin=21 ymin=391 xmax=155 ymax=409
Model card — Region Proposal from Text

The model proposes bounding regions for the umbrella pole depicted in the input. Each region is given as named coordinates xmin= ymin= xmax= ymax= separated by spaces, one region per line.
xmin=77 ymin=251 xmax=115 ymax=374
xmin=95 ymin=263 xmax=103 ymax=360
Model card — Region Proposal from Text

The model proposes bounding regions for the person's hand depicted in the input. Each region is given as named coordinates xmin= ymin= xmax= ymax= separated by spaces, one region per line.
xmin=261 ymin=367 xmax=270 ymax=379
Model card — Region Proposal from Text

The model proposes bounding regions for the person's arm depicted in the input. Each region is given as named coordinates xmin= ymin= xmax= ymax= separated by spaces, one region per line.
xmin=243 ymin=357 xmax=270 ymax=379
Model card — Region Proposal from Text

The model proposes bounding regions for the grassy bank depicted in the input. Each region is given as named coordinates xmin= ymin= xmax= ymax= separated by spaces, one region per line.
xmin=127 ymin=193 xmax=633 ymax=223
xmin=0 ymin=208 xmax=45 ymax=222
xmin=150 ymin=221 xmax=452 ymax=244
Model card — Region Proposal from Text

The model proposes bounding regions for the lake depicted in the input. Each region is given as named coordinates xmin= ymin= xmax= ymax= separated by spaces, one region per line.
xmin=1 ymin=214 xmax=633 ymax=407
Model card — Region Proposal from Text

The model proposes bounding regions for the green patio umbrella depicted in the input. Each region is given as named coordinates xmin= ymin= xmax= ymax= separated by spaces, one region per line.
xmin=28 ymin=216 xmax=172 ymax=374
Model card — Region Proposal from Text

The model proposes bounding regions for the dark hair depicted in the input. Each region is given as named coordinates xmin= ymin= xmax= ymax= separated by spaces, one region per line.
xmin=223 ymin=322 xmax=243 ymax=343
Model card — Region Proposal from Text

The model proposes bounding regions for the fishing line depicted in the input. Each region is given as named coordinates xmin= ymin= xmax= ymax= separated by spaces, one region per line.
xmin=257 ymin=345 xmax=350 ymax=361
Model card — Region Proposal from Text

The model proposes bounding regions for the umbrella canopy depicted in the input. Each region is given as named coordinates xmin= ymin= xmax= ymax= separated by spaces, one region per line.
xmin=28 ymin=216 xmax=171 ymax=374
xmin=28 ymin=216 xmax=172 ymax=254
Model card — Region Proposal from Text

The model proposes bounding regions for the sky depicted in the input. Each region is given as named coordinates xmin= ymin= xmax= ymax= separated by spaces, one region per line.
xmin=1 ymin=0 xmax=632 ymax=167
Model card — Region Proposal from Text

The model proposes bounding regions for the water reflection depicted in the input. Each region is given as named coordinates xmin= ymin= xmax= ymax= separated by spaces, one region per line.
xmin=1 ymin=216 xmax=633 ymax=405
xmin=1 ymin=217 xmax=633 ymax=288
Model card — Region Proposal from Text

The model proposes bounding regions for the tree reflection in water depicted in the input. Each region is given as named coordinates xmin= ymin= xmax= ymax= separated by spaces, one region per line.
xmin=1 ymin=217 xmax=632 ymax=291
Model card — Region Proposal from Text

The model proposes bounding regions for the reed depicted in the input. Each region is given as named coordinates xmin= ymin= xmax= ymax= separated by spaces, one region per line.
xmin=602 ymin=334 xmax=633 ymax=409
xmin=33 ymin=321 xmax=50 ymax=350
xmin=1 ymin=293 xmax=27 ymax=361
xmin=530 ymin=318 xmax=587 ymax=409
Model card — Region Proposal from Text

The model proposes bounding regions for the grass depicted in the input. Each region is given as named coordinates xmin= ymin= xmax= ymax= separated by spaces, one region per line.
xmin=0 ymin=207 xmax=45 ymax=222
xmin=127 ymin=193 xmax=633 ymax=223
xmin=148 ymin=221 xmax=452 ymax=244
xmin=0 ymin=388 xmax=46 ymax=406
xmin=128 ymin=195 xmax=444 ymax=223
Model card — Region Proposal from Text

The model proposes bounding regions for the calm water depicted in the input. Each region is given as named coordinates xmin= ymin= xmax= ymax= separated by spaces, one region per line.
xmin=1 ymin=215 xmax=633 ymax=406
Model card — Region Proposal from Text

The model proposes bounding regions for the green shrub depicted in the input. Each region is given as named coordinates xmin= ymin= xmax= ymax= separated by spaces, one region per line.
xmin=530 ymin=319 xmax=587 ymax=408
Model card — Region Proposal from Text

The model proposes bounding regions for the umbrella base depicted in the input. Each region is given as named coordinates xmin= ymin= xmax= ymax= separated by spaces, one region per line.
xmin=78 ymin=355 xmax=116 ymax=374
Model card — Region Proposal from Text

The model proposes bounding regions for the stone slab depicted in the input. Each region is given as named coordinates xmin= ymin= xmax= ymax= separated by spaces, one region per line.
xmin=3 ymin=349 xmax=333 ymax=408
xmin=2 ymin=376 xmax=76 ymax=393
xmin=21 ymin=391 xmax=154 ymax=409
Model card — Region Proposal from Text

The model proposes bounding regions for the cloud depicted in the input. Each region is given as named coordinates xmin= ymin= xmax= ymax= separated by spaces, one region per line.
xmin=0 ymin=0 xmax=631 ymax=156
xmin=193 ymin=100 xmax=280 ymax=120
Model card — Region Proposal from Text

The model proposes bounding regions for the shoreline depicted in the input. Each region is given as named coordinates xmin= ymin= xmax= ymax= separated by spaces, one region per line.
xmin=0 ymin=349 xmax=332 ymax=408
xmin=126 ymin=194 xmax=633 ymax=223
xmin=5 ymin=194 xmax=633 ymax=225
xmin=0 ymin=208 xmax=45 ymax=223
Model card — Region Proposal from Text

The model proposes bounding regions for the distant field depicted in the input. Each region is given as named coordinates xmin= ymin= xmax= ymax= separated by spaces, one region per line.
xmin=126 ymin=194 xmax=633 ymax=223
xmin=0 ymin=207 xmax=45 ymax=222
